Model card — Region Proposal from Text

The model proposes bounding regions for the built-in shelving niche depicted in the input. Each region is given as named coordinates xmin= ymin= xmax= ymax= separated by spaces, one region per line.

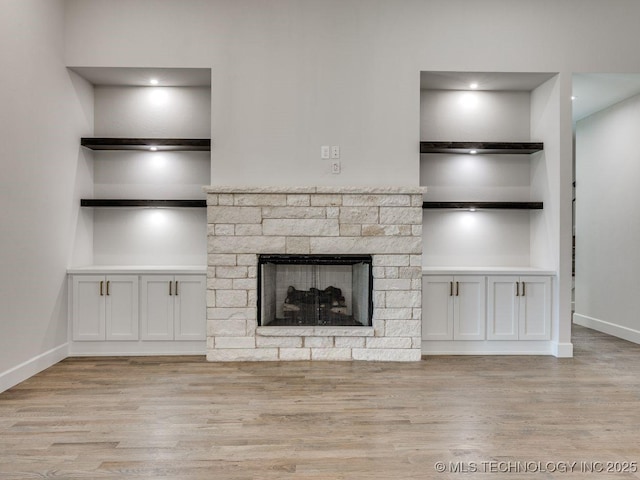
xmin=81 ymin=137 xmax=210 ymax=151
xmin=68 ymin=67 xmax=212 ymax=267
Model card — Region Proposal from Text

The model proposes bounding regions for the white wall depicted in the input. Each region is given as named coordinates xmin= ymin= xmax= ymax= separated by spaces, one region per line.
xmin=93 ymin=151 xmax=209 ymax=200
xmin=94 ymin=86 xmax=211 ymax=138
xmin=574 ymin=94 xmax=640 ymax=343
xmin=420 ymin=91 xmax=532 ymax=142
xmin=87 ymin=86 xmax=210 ymax=266
xmin=422 ymin=211 xmax=532 ymax=267
xmin=0 ymin=0 xmax=93 ymax=389
xmin=92 ymin=209 xmax=207 ymax=265
xmin=60 ymin=0 xmax=640 ymax=359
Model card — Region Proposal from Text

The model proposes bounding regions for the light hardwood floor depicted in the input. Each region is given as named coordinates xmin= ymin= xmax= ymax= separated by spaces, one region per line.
xmin=1 ymin=326 xmax=639 ymax=479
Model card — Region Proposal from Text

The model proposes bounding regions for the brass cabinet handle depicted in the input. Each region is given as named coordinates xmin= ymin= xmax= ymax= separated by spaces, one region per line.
xmin=106 ymin=281 xmax=110 ymax=296
xmin=449 ymin=281 xmax=453 ymax=297
xmin=456 ymin=281 xmax=459 ymax=297
xmin=169 ymin=281 xmax=172 ymax=296
xmin=516 ymin=282 xmax=520 ymax=296
xmin=522 ymin=282 xmax=526 ymax=297
xmin=100 ymin=280 xmax=104 ymax=296
xmin=175 ymin=281 xmax=179 ymax=296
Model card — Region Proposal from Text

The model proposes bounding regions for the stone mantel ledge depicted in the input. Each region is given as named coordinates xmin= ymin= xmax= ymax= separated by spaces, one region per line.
xmin=256 ymin=326 xmax=375 ymax=337
xmin=203 ymin=185 xmax=428 ymax=195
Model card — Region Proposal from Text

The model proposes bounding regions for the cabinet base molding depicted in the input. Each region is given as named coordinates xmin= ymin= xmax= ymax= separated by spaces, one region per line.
xmin=422 ymin=340 xmax=554 ymax=356
xmin=0 ymin=343 xmax=68 ymax=394
xmin=551 ymin=341 xmax=574 ymax=358
xmin=574 ymin=313 xmax=640 ymax=346
xmin=68 ymin=341 xmax=206 ymax=356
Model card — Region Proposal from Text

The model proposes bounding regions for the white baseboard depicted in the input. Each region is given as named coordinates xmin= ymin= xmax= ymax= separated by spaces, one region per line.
xmin=68 ymin=340 xmax=206 ymax=356
xmin=551 ymin=341 xmax=574 ymax=358
xmin=0 ymin=343 xmax=68 ymax=394
xmin=573 ymin=313 xmax=640 ymax=345
xmin=422 ymin=340 xmax=554 ymax=356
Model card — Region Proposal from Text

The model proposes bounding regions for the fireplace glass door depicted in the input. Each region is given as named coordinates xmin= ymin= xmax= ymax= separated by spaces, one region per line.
xmin=258 ymin=255 xmax=373 ymax=327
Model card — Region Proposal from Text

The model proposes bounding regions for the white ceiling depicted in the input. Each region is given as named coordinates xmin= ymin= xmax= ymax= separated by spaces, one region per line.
xmin=68 ymin=67 xmax=211 ymax=87
xmin=572 ymin=73 xmax=640 ymax=122
xmin=420 ymin=72 xmax=557 ymax=92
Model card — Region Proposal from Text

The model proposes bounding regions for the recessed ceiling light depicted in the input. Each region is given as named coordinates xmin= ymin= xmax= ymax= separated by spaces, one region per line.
xmin=149 ymin=78 xmax=159 ymax=85
xmin=469 ymin=150 xmax=477 ymax=155
xmin=571 ymin=95 xmax=577 ymax=100
xmin=469 ymin=83 xmax=478 ymax=90
xmin=149 ymin=146 xmax=158 ymax=151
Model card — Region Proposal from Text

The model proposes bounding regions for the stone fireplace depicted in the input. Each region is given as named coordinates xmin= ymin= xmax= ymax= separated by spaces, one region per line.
xmin=204 ymin=186 xmax=426 ymax=361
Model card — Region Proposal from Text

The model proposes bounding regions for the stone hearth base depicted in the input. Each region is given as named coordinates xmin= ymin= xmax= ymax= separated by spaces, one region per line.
xmin=204 ymin=186 xmax=426 ymax=361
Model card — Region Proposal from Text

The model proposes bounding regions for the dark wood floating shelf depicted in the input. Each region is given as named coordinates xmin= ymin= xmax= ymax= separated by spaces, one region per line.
xmin=422 ymin=202 xmax=543 ymax=210
xmin=81 ymin=138 xmax=211 ymax=151
xmin=420 ymin=142 xmax=543 ymax=154
xmin=81 ymin=199 xmax=207 ymax=208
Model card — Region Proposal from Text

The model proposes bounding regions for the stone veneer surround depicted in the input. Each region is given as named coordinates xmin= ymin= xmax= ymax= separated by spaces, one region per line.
xmin=204 ymin=186 xmax=427 ymax=361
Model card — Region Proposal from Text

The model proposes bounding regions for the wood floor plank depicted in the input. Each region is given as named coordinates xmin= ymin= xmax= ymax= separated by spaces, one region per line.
xmin=1 ymin=325 xmax=640 ymax=479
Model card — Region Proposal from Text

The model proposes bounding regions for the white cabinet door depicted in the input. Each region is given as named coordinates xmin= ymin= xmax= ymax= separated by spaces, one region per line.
xmin=72 ymin=275 xmax=138 ymax=341
xmin=454 ymin=276 xmax=486 ymax=340
xmin=422 ymin=276 xmax=454 ymax=340
xmin=140 ymin=275 xmax=175 ymax=340
xmin=174 ymin=275 xmax=206 ymax=341
xmin=488 ymin=275 xmax=552 ymax=341
xmin=140 ymin=274 xmax=206 ymax=341
xmin=519 ymin=276 xmax=551 ymax=340
xmin=105 ymin=275 xmax=139 ymax=341
xmin=72 ymin=275 xmax=105 ymax=341
xmin=487 ymin=276 xmax=519 ymax=340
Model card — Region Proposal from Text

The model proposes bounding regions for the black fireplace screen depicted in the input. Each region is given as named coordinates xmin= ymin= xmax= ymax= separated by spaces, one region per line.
xmin=257 ymin=254 xmax=373 ymax=327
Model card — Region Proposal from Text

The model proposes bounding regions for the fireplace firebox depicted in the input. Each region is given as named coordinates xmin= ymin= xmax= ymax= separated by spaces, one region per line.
xmin=258 ymin=254 xmax=373 ymax=327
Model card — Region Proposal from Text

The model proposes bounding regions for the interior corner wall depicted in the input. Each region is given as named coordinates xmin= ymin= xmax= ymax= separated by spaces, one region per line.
xmin=530 ymin=74 xmax=574 ymax=351
xmin=574 ymin=94 xmax=640 ymax=343
xmin=530 ymin=75 xmax=560 ymax=271
xmin=69 ymin=70 xmax=95 ymax=267
xmin=0 ymin=0 xmax=93 ymax=390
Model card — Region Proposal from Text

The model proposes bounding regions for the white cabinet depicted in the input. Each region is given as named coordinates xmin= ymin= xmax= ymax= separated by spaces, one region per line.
xmin=72 ymin=275 xmax=139 ymax=341
xmin=422 ymin=275 xmax=486 ymax=341
xmin=487 ymin=275 xmax=551 ymax=341
xmin=70 ymin=271 xmax=206 ymax=350
xmin=140 ymin=275 xmax=206 ymax=341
